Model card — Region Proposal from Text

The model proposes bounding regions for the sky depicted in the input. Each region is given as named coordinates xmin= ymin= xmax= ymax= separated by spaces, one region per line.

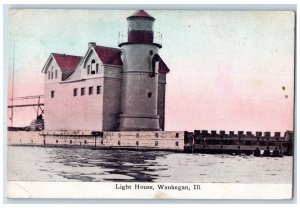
xmin=7 ymin=9 xmax=295 ymax=133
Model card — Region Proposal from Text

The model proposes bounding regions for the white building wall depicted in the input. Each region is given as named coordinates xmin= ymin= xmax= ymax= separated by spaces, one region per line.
xmin=44 ymin=58 xmax=62 ymax=83
xmin=44 ymin=78 xmax=104 ymax=131
xmin=103 ymin=65 xmax=122 ymax=131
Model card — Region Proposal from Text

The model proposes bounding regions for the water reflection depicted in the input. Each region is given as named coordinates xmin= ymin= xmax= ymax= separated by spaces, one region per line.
xmin=47 ymin=148 xmax=169 ymax=182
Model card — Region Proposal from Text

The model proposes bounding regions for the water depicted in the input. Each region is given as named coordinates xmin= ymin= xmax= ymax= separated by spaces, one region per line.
xmin=7 ymin=146 xmax=293 ymax=183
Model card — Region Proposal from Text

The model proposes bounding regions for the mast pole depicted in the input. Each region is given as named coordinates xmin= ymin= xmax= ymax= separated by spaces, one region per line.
xmin=11 ymin=37 xmax=15 ymax=127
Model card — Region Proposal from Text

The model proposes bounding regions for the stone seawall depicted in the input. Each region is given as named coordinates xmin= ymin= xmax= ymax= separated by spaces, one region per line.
xmin=7 ymin=130 xmax=185 ymax=152
xmin=7 ymin=130 xmax=293 ymax=155
xmin=8 ymin=131 xmax=44 ymax=146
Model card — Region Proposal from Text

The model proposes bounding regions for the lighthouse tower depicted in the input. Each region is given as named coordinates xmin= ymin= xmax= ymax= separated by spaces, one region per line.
xmin=118 ymin=10 xmax=162 ymax=131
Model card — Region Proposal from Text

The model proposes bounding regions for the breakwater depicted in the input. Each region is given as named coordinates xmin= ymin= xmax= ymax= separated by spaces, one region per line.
xmin=7 ymin=130 xmax=293 ymax=156
xmin=7 ymin=130 xmax=185 ymax=152
xmin=184 ymin=130 xmax=293 ymax=156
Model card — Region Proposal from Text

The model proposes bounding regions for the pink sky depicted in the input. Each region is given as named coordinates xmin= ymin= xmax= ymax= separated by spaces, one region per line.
xmin=7 ymin=10 xmax=294 ymax=134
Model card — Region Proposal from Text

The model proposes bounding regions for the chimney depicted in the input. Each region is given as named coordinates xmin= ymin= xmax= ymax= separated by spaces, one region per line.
xmin=88 ymin=42 xmax=96 ymax=48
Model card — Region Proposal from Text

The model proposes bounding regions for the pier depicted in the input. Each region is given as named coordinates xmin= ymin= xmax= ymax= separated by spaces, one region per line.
xmin=184 ymin=130 xmax=293 ymax=156
xmin=7 ymin=129 xmax=293 ymax=157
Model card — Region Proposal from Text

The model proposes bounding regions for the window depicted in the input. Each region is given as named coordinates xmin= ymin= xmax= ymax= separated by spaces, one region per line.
xmin=148 ymin=92 xmax=152 ymax=98
xmin=155 ymin=141 xmax=158 ymax=146
xmin=175 ymin=141 xmax=179 ymax=146
xmin=97 ymin=86 xmax=101 ymax=94
xmin=48 ymin=71 xmax=50 ymax=79
xmin=56 ymin=140 xmax=58 ymax=144
xmin=118 ymin=141 xmax=121 ymax=145
xmin=136 ymin=141 xmax=139 ymax=146
xmin=89 ymin=86 xmax=93 ymax=95
xmin=87 ymin=65 xmax=90 ymax=74
xmin=151 ymin=54 xmax=160 ymax=77
xmin=51 ymin=90 xmax=55 ymax=98
xmin=55 ymin=70 xmax=58 ymax=78
xmin=155 ymin=133 xmax=159 ymax=138
xmin=91 ymin=59 xmax=96 ymax=74
xmin=70 ymin=140 xmax=72 ymax=144
xmin=84 ymin=140 xmax=87 ymax=144
xmin=73 ymin=88 xmax=78 ymax=96
xmin=96 ymin=64 xmax=99 ymax=73
xmin=175 ymin=133 xmax=179 ymax=138
xmin=51 ymin=71 xmax=53 ymax=79
xmin=81 ymin=87 xmax=85 ymax=96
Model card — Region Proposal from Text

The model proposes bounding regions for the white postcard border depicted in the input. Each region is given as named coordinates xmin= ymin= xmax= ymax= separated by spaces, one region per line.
xmin=7 ymin=181 xmax=292 ymax=199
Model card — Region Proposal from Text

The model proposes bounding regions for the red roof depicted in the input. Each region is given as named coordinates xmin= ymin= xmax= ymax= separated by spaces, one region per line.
xmin=158 ymin=57 xmax=170 ymax=74
xmin=50 ymin=45 xmax=169 ymax=75
xmin=52 ymin=53 xmax=82 ymax=71
xmin=127 ymin=10 xmax=155 ymax=20
xmin=94 ymin=46 xmax=123 ymax=66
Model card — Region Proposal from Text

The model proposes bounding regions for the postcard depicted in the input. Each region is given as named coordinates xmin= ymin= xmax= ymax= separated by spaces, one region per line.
xmin=6 ymin=9 xmax=294 ymax=199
